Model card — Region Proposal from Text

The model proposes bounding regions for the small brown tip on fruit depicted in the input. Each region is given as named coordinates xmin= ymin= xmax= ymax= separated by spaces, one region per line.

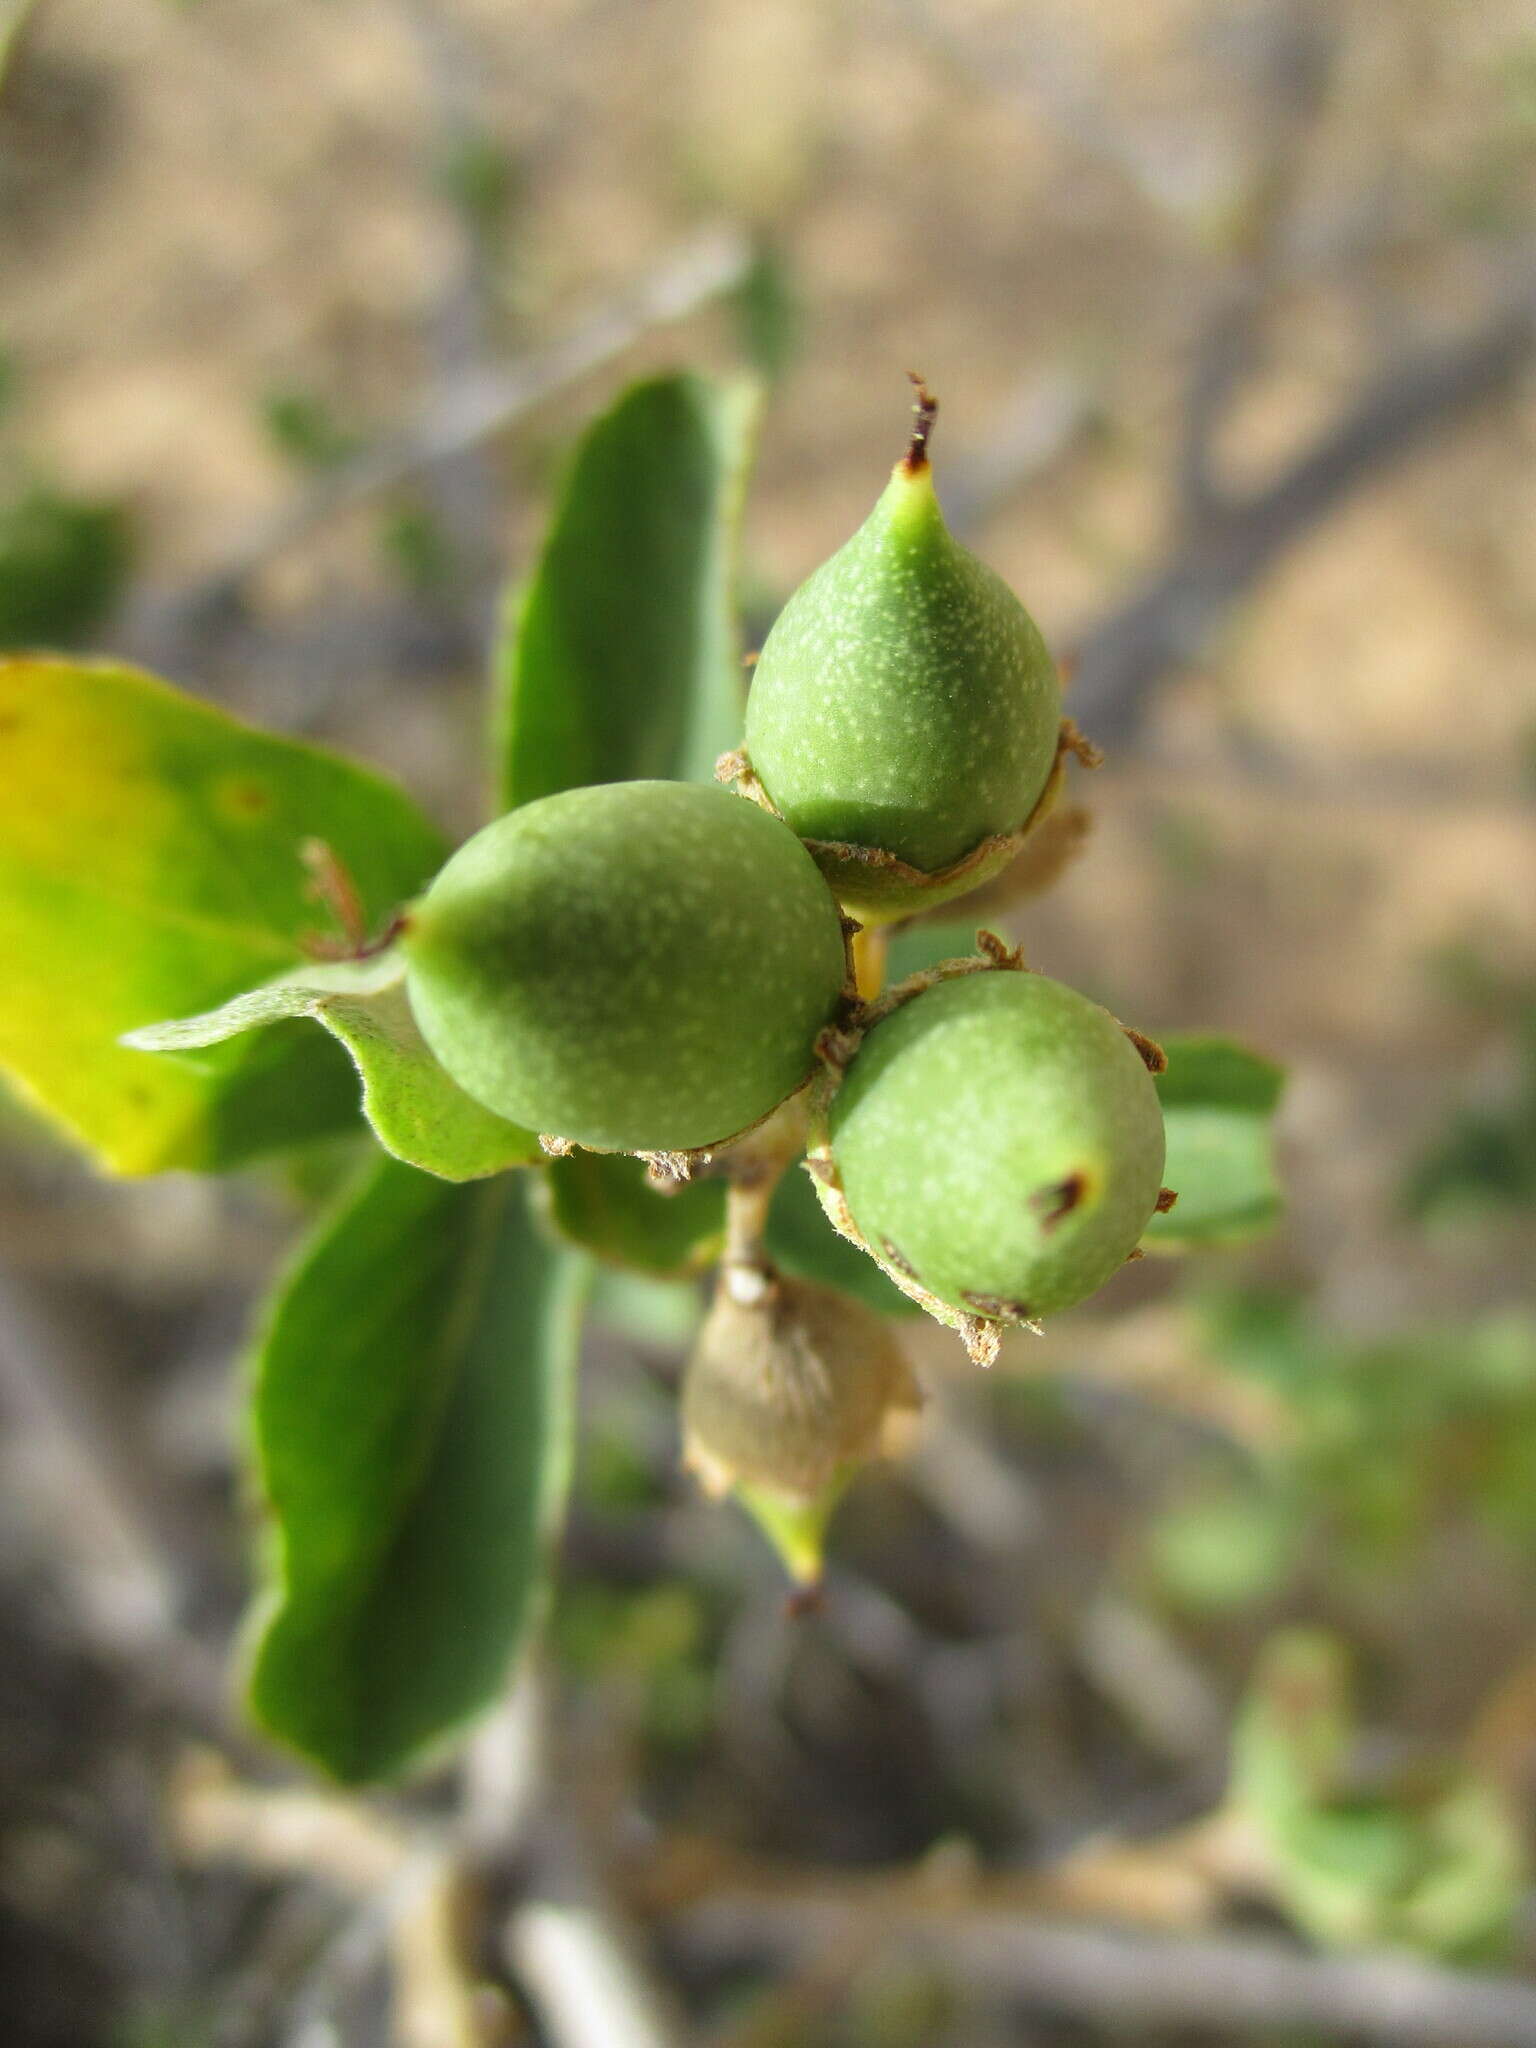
xmin=1155 ymin=1186 xmax=1179 ymax=1213
xmin=1060 ymin=718 xmax=1103 ymax=770
xmin=785 ymin=1581 xmax=825 ymax=1620
xmin=975 ymin=928 xmax=1026 ymax=971
xmin=1123 ymin=1026 xmax=1167 ymax=1075
xmin=902 ymin=371 xmax=939 ymax=473
xmin=958 ymin=1314 xmax=1002 ymax=1368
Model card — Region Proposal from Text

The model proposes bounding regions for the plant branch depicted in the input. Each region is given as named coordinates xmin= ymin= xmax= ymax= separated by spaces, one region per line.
xmin=1068 ymin=281 xmax=1536 ymax=747
xmin=143 ymin=223 xmax=751 ymax=630
xmin=674 ymin=1888 xmax=1536 ymax=2046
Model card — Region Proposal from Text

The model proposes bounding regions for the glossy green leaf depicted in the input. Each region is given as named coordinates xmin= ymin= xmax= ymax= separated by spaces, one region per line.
xmin=765 ymin=1162 xmax=919 ymax=1318
xmin=123 ymin=955 xmax=537 ymax=1182
xmin=1145 ymin=1034 xmax=1285 ymax=1249
xmin=542 ymin=1151 xmax=725 ymax=1276
xmin=248 ymin=1155 xmax=588 ymax=1783
xmin=0 ymin=656 xmax=445 ymax=1173
xmin=495 ymin=372 xmax=761 ymax=808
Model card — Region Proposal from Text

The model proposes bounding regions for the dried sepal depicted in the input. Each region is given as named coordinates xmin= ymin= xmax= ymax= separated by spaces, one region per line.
xmin=724 ymin=719 xmax=1093 ymax=928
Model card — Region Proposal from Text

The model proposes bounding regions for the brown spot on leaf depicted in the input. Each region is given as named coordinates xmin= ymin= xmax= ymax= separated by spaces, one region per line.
xmin=220 ymin=777 xmax=273 ymax=818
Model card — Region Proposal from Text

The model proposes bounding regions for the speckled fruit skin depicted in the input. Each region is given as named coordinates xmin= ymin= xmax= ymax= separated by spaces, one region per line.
xmin=828 ymin=972 xmax=1166 ymax=1320
xmin=744 ymin=458 xmax=1061 ymax=875
xmin=403 ymin=781 xmax=848 ymax=1154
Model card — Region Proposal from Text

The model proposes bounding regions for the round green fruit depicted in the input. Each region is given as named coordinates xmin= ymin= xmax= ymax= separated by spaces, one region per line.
xmin=743 ymin=408 xmax=1061 ymax=894
xmin=826 ymin=970 xmax=1166 ymax=1322
xmin=403 ymin=781 xmax=848 ymax=1154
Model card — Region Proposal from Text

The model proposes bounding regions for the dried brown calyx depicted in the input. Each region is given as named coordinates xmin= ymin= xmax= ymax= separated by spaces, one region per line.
xmin=681 ymin=1268 xmax=922 ymax=1505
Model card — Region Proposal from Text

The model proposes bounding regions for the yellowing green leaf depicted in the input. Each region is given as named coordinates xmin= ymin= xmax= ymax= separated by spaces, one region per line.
xmin=0 ymin=656 xmax=445 ymax=1172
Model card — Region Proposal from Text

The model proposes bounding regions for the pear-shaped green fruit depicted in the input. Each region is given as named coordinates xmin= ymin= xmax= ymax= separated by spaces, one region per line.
xmin=403 ymin=781 xmax=847 ymax=1154
xmin=826 ymin=971 xmax=1165 ymax=1322
xmin=744 ymin=407 xmax=1061 ymax=894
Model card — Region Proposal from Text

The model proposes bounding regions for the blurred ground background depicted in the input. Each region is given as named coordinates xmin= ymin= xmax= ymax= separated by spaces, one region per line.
xmin=3 ymin=1 xmax=1536 ymax=2043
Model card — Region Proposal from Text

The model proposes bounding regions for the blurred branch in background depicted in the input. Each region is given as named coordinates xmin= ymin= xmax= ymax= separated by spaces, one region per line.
xmin=678 ymin=1885 xmax=1536 ymax=2048
xmin=0 ymin=1265 xmax=227 ymax=1725
xmin=1070 ymin=279 xmax=1536 ymax=747
xmin=129 ymin=222 xmax=752 ymax=658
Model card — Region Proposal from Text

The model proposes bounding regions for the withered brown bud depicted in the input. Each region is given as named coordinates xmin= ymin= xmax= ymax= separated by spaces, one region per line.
xmin=682 ymin=1271 xmax=921 ymax=1505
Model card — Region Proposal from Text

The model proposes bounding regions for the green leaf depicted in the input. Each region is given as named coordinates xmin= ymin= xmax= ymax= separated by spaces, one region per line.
xmin=248 ymin=1154 xmax=588 ymax=1782
xmin=542 ymin=1150 xmax=725 ymax=1276
xmin=123 ymin=955 xmax=537 ymax=1182
xmin=731 ymin=238 xmax=800 ymax=384
xmin=765 ymin=1163 xmax=919 ymax=1318
xmin=588 ymin=1267 xmax=704 ymax=1351
xmin=0 ymin=485 xmax=132 ymax=649
xmin=1145 ymin=1034 xmax=1285 ymax=1249
xmin=259 ymin=389 xmax=362 ymax=473
xmin=495 ymin=372 xmax=761 ymax=808
xmin=1145 ymin=1483 xmax=1296 ymax=1612
xmin=0 ymin=656 xmax=446 ymax=1173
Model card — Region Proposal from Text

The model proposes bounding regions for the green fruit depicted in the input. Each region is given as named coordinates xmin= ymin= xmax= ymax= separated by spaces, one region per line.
xmin=403 ymin=781 xmax=847 ymax=1154
xmin=826 ymin=970 xmax=1166 ymax=1322
xmin=743 ymin=405 xmax=1061 ymax=884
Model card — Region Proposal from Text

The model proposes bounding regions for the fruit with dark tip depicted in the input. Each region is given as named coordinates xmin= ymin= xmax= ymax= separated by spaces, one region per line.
xmin=743 ymin=391 xmax=1061 ymax=910
xmin=825 ymin=969 xmax=1166 ymax=1322
xmin=403 ymin=780 xmax=848 ymax=1154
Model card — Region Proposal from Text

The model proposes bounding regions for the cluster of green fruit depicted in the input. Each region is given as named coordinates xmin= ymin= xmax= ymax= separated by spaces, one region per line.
xmin=403 ymin=387 xmax=1170 ymax=1512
